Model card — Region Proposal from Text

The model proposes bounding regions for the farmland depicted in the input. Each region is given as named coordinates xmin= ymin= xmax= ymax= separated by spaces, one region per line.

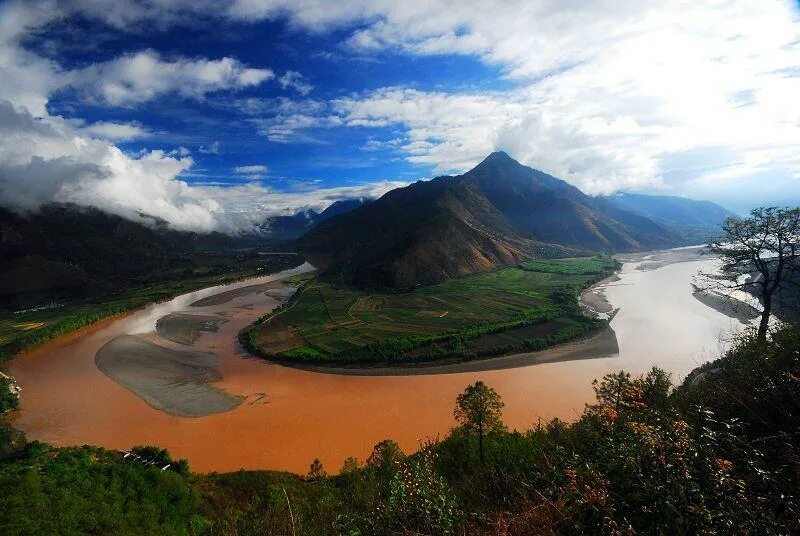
xmin=245 ymin=256 xmax=618 ymax=365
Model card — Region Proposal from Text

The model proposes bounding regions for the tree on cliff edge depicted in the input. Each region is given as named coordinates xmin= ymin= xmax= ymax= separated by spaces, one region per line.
xmin=703 ymin=206 xmax=800 ymax=343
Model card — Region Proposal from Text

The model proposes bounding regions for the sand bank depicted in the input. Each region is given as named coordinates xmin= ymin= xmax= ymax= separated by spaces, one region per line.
xmin=155 ymin=313 xmax=228 ymax=345
xmin=190 ymin=281 xmax=287 ymax=307
xmin=95 ymin=334 xmax=243 ymax=417
xmin=692 ymin=290 xmax=761 ymax=324
xmin=616 ymin=245 xmax=710 ymax=272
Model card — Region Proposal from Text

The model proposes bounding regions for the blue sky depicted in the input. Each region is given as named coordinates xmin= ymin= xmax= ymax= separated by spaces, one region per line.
xmin=41 ymin=16 xmax=507 ymax=187
xmin=1 ymin=1 xmax=800 ymax=232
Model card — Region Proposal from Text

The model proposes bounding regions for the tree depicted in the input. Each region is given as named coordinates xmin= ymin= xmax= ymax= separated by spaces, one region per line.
xmin=340 ymin=456 xmax=360 ymax=474
xmin=366 ymin=439 xmax=404 ymax=473
xmin=702 ymin=207 xmax=800 ymax=343
xmin=454 ymin=381 xmax=505 ymax=462
xmin=641 ymin=367 xmax=672 ymax=411
xmin=306 ymin=458 xmax=326 ymax=481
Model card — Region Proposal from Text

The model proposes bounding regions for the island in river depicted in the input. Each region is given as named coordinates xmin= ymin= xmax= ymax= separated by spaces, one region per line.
xmin=243 ymin=256 xmax=618 ymax=367
xmin=7 ymin=246 xmax=757 ymax=473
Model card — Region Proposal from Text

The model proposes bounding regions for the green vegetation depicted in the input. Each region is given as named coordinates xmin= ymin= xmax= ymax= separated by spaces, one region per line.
xmin=0 ymin=376 xmax=18 ymax=413
xmin=2 ymin=324 xmax=798 ymax=534
xmin=0 ymin=254 xmax=302 ymax=363
xmin=244 ymin=256 xmax=618 ymax=365
xmin=454 ymin=380 xmax=505 ymax=463
xmin=520 ymin=256 xmax=619 ymax=275
xmin=0 ymin=443 xmax=204 ymax=535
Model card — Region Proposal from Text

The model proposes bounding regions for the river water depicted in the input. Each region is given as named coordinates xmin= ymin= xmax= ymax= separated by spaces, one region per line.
xmin=8 ymin=250 xmax=750 ymax=474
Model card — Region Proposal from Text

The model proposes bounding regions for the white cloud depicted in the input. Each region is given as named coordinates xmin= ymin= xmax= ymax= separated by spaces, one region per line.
xmin=233 ymin=164 xmax=269 ymax=178
xmin=199 ymin=141 xmax=222 ymax=154
xmin=0 ymin=1 xmax=321 ymax=233
xmin=3 ymin=0 xmax=800 ymax=232
xmin=0 ymin=100 xmax=223 ymax=231
xmin=243 ymin=98 xmax=342 ymax=143
xmin=67 ymin=50 xmax=273 ymax=106
xmin=0 ymin=100 xmax=400 ymax=232
xmin=194 ymin=179 xmax=406 ymax=224
xmin=278 ymin=70 xmax=313 ymax=95
xmin=80 ymin=120 xmax=151 ymax=141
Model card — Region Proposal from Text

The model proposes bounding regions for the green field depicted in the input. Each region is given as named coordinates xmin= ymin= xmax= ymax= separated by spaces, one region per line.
xmin=246 ymin=256 xmax=618 ymax=364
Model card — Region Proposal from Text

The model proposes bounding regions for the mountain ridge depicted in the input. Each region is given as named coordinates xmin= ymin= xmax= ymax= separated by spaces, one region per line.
xmin=603 ymin=192 xmax=733 ymax=242
xmin=298 ymin=152 xmax=687 ymax=288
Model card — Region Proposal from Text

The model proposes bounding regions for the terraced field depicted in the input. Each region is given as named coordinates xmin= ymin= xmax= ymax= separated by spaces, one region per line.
xmin=247 ymin=256 xmax=618 ymax=364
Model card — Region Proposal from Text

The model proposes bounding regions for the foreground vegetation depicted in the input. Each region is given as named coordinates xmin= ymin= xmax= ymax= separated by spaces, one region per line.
xmin=244 ymin=256 xmax=618 ymax=365
xmin=2 ymin=323 xmax=797 ymax=534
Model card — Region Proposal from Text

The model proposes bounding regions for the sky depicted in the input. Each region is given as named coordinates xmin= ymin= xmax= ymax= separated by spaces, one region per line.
xmin=1 ymin=0 xmax=800 ymax=233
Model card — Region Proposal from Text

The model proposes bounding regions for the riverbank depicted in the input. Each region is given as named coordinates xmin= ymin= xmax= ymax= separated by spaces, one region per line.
xmin=284 ymin=325 xmax=619 ymax=376
xmin=0 ymin=254 xmax=305 ymax=365
xmin=65 ymin=263 xmax=315 ymax=418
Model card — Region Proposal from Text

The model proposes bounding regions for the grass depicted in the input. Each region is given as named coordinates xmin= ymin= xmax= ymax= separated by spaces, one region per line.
xmin=246 ymin=256 xmax=619 ymax=364
xmin=519 ymin=256 xmax=618 ymax=275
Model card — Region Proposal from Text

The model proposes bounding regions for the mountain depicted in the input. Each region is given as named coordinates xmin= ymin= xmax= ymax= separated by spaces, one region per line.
xmin=298 ymin=152 xmax=682 ymax=288
xmin=604 ymin=192 xmax=733 ymax=242
xmin=258 ymin=199 xmax=369 ymax=242
xmin=0 ymin=204 xmax=285 ymax=309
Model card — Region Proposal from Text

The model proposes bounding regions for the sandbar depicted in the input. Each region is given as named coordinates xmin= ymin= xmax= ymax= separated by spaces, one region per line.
xmin=155 ymin=313 xmax=228 ymax=345
xmin=95 ymin=334 xmax=243 ymax=417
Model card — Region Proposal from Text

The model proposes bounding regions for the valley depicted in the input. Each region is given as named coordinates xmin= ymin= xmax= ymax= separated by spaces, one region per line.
xmin=6 ymin=246 xmax=751 ymax=474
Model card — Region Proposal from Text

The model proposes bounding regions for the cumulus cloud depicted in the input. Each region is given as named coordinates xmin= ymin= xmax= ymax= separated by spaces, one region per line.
xmin=0 ymin=1 xmax=310 ymax=233
xmin=3 ymin=0 xmax=800 ymax=231
xmin=0 ymin=100 xmax=402 ymax=232
xmin=0 ymin=100 xmax=223 ymax=230
xmin=66 ymin=50 xmax=273 ymax=106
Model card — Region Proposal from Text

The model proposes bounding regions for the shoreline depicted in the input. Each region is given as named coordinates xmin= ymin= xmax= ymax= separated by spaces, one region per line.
xmin=0 ymin=257 xmax=306 ymax=368
xmin=276 ymin=325 xmax=619 ymax=376
xmin=245 ymin=271 xmax=623 ymax=376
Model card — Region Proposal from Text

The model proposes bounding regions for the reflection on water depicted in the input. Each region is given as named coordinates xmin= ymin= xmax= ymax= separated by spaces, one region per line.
xmin=9 ymin=251 xmax=748 ymax=474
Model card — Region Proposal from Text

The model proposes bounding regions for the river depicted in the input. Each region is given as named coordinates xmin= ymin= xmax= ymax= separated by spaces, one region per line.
xmin=8 ymin=248 xmax=751 ymax=474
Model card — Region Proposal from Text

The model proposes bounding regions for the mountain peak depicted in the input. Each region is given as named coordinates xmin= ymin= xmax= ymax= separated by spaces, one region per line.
xmin=480 ymin=151 xmax=518 ymax=166
xmin=468 ymin=151 xmax=525 ymax=176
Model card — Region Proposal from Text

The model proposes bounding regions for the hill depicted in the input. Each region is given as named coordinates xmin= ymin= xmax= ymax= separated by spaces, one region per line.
xmin=298 ymin=152 xmax=681 ymax=288
xmin=604 ymin=192 xmax=733 ymax=242
xmin=0 ymin=204 xmax=295 ymax=310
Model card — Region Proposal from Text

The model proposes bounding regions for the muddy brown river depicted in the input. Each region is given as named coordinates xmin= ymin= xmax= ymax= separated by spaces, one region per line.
xmin=8 ymin=249 xmax=752 ymax=474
